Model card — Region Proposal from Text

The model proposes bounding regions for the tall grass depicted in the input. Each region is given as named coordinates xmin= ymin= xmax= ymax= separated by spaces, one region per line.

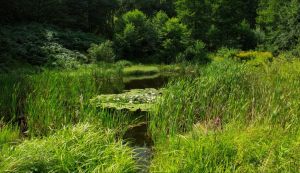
xmin=25 ymin=66 xmax=124 ymax=136
xmin=150 ymin=122 xmax=300 ymax=172
xmin=0 ymin=64 xmax=125 ymax=136
xmin=149 ymin=59 xmax=300 ymax=172
xmin=123 ymin=65 xmax=160 ymax=76
xmin=0 ymin=73 xmax=29 ymax=123
xmin=0 ymin=123 xmax=137 ymax=173
xmin=0 ymin=123 xmax=20 ymax=151
xmin=150 ymin=59 xmax=300 ymax=140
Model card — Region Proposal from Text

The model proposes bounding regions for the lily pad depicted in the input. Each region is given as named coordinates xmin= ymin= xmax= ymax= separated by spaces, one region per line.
xmin=90 ymin=88 xmax=163 ymax=112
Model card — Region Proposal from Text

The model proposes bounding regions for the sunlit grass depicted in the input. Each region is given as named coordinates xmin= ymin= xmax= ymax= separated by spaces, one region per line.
xmin=1 ymin=58 xmax=300 ymax=172
xmin=123 ymin=65 xmax=160 ymax=76
xmin=0 ymin=64 xmax=124 ymax=136
xmin=151 ymin=122 xmax=300 ymax=172
xmin=150 ymin=59 xmax=300 ymax=140
xmin=0 ymin=123 xmax=20 ymax=151
xmin=149 ymin=59 xmax=300 ymax=172
xmin=0 ymin=123 xmax=137 ymax=173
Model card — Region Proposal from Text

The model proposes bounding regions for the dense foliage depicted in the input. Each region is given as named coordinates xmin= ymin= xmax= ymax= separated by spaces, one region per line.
xmin=257 ymin=0 xmax=300 ymax=53
xmin=0 ymin=24 xmax=103 ymax=71
xmin=1 ymin=0 xmax=299 ymax=65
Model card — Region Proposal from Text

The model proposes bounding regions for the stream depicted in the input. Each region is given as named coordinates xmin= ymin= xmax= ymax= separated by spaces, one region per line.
xmin=90 ymin=73 xmax=171 ymax=172
xmin=122 ymin=74 xmax=169 ymax=172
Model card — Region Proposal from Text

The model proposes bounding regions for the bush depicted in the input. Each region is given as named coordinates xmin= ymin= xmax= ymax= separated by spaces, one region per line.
xmin=55 ymin=30 xmax=103 ymax=52
xmin=0 ymin=124 xmax=136 ymax=173
xmin=88 ymin=40 xmax=116 ymax=63
xmin=0 ymin=24 xmax=103 ymax=71
xmin=115 ymin=60 xmax=133 ymax=67
xmin=42 ymin=43 xmax=87 ymax=69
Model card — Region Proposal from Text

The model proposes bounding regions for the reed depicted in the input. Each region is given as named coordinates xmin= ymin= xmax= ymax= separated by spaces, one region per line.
xmin=150 ymin=122 xmax=300 ymax=172
xmin=149 ymin=59 xmax=300 ymax=172
xmin=0 ymin=123 xmax=137 ymax=173
xmin=150 ymin=59 xmax=300 ymax=140
xmin=0 ymin=64 xmax=125 ymax=136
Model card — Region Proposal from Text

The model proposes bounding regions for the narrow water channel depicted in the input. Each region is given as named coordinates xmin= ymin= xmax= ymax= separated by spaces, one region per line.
xmin=122 ymin=74 xmax=170 ymax=172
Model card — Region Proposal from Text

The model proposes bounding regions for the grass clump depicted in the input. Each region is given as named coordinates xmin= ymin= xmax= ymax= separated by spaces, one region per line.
xmin=0 ymin=123 xmax=20 ymax=151
xmin=0 ymin=123 xmax=137 ymax=173
xmin=235 ymin=51 xmax=273 ymax=66
xmin=149 ymin=59 xmax=300 ymax=172
xmin=150 ymin=60 xmax=300 ymax=139
xmin=0 ymin=65 xmax=124 ymax=136
xmin=123 ymin=65 xmax=160 ymax=76
xmin=150 ymin=123 xmax=300 ymax=173
xmin=24 ymin=66 xmax=123 ymax=136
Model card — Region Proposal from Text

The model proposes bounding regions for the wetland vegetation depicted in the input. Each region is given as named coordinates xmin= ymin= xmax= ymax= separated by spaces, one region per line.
xmin=0 ymin=0 xmax=300 ymax=172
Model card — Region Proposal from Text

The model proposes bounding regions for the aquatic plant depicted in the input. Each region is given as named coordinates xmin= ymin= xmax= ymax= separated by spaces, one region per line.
xmin=90 ymin=88 xmax=163 ymax=113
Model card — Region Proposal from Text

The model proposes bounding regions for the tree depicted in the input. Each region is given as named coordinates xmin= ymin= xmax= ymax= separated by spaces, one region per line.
xmin=0 ymin=0 xmax=119 ymax=37
xmin=257 ymin=0 xmax=300 ymax=52
xmin=87 ymin=0 xmax=118 ymax=37
xmin=114 ymin=10 xmax=158 ymax=61
xmin=117 ymin=0 xmax=176 ymax=16
xmin=158 ymin=16 xmax=191 ymax=63
xmin=175 ymin=0 xmax=258 ymax=50
xmin=175 ymin=0 xmax=212 ymax=42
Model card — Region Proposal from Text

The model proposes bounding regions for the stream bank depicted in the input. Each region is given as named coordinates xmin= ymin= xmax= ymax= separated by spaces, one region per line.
xmin=90 ymin=73 xmax=171 ymax=172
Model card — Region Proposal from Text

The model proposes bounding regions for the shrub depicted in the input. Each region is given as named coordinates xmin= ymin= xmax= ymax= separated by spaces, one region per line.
xmin=0 ymin=124 xmax=136 ymax=173
xmin=42 ymin=43 xmax=86 ymax=69
xmin=0 ymin=24 xmax=102 ymax=71
xmin=88 ymin=40 xmax=116 ymax=63
xmin=115 ymin=60 xmax=133 ymax=67
xmin=55 ymin=30 xmax=103 ymax=52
